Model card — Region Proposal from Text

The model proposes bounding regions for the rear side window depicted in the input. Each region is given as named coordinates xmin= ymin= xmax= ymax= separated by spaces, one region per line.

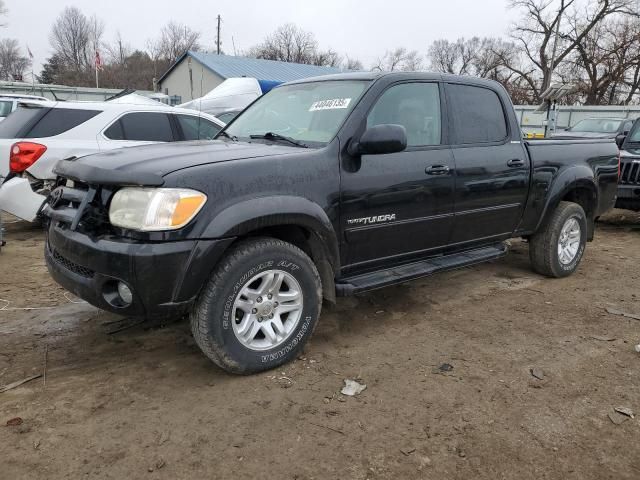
xmin=106 ymin=112 xmax=174 ymax=142
xmin=175 ymin=114 xmax=221 ymax=140
xmin=0 ymin=106 xmax=49 ymax=138
xmin=448 ymin=84 xmax=507 ymax=144
xmin=25 ymin=108 xmax=101 ymax=138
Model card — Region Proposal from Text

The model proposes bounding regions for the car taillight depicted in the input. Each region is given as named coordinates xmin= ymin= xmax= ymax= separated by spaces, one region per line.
xmin=9 ymin=142 xmax=47 ymax=173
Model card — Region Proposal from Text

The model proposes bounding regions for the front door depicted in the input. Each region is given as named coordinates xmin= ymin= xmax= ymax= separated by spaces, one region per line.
xmin=340 ymin=82 xmax=455 ymax=273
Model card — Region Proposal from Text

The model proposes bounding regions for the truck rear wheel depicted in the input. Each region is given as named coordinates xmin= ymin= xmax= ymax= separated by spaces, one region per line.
xmin=190 ymin=238 xmax=322 ymax=374
xmin=529 ymin=201 xmax=587 ymax=278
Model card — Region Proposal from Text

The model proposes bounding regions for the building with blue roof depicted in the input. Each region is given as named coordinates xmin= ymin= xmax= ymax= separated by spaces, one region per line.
xmin=158 ymin=51 xmax=344 ymax=105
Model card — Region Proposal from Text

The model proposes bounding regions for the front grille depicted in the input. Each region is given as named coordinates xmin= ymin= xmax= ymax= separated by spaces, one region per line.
xmin=51 ymin=248 xmax=95 ymax=278
xmin=620 ymin=160 xmax=640 ymax=185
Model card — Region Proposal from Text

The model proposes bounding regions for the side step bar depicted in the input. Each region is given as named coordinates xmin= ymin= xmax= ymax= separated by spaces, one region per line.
xmin=335 ymin=243 xmax=508 ymax=296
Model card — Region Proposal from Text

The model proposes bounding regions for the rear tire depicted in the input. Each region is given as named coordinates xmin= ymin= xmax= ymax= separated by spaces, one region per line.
xmin=529 ymin=201 xmax=587 ymax=278
xmin=190 ymin=238 xmax=322 ymax=374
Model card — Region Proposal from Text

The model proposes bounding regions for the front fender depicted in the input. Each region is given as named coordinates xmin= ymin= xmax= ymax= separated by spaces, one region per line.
xmin=201 ymin=195 xmax=340 ymax=270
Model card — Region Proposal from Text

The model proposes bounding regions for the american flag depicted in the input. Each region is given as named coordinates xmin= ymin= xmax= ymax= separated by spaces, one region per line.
xmin=95 ymin=50 xmax=103 ymax=70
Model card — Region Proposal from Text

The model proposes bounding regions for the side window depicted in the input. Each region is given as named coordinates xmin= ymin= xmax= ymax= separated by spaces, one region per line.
xmin=447 ymin=84 xmax=507 ymax=144
xmin=25 ymin=108 xmax=101 ymax=138
xmin=175 ymin=114 xmax=221 ymax=140
xmin=623 ymin=120 xmax=633 ymax=133
xmin=367 ymin=83 xmax=441 ymax=146
xmin=111 ymin=112 xmax=174 ymax=142
xmin=104 ymin=120 xmax=124 ymax=140
xmin=217 ymin=111 xmax=239 ymax=124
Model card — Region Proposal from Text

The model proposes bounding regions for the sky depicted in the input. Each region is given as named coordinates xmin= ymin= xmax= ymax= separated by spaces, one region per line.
xmin=3 ymin=0 xmax=517 ymax=76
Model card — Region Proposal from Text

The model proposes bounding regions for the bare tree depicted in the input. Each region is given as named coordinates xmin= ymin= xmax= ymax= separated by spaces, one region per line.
xmin=566 ymin=17 xmax=640 ymax=104
xmin=106 ymin=32 xmax=133 ymax=66
xmin=0 ymin=0 xmax=7 ymax=27
xmin=311 ymin=48 xmax=341 ymax=67
xmin=372 ymin=47 xmax=423 ymax=71
xmin=343 ymin=56 xmax=363 ymax=70
xmin=0 ymin=38 xmax=30 ymax=80
xmin=49 ymin=7 xmax=104 ymax=73
xmin=503 ymin=0 xmax=639 ymax=102
xmin=249 ymin=24 xmax=317 ymax=63
xmin=156 ymin=21 xmax=201 ymax=63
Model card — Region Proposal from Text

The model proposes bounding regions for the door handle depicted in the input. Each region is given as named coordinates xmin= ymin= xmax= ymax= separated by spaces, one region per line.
xmin=507 ymin=158 xmax=525 ymax=168
xmin=425 ymin=165 xmax=450 ymax=175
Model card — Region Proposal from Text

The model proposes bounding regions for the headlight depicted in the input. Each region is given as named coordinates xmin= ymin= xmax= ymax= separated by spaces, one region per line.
xmin=109 ymin=188 xmax=207 ymax=231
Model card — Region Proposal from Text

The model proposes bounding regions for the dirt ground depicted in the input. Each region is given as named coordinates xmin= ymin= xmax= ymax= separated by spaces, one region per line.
xmin=1 ymin=211 xmax=639 ymax=480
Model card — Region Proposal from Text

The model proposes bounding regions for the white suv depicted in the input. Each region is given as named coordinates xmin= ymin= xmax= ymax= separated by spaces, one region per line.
xmin=0 ymin=100 xmax=224 ymax=222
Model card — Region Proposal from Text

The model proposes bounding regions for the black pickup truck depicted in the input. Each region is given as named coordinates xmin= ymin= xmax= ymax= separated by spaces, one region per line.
xmin=43 ymin=72 xmax=619 ymax=374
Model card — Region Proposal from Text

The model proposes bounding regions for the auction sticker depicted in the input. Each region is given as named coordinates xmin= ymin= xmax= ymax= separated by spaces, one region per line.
xmin=309 ymin=98 xmax=352 ymax=111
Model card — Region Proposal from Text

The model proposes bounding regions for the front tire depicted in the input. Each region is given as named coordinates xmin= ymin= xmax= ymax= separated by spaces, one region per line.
xmin=190 ymin=238 xmax=322 ymax=374
xmin=529 ymin=201 xmax=587 ymax=278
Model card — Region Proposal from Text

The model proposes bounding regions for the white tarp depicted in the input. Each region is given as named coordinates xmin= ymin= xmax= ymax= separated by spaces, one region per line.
xmin=178 ymin=78 xmax=263 ymax=116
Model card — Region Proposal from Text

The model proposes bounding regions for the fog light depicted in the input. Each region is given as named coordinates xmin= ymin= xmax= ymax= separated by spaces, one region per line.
xmin=117 ymin=282 xmax=133 ymax=305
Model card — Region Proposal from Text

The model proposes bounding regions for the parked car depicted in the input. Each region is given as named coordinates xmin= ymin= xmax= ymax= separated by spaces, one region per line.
xmin=43 ymin=72 xmax=618 ymax=374
xmin=0 ymin=94 xmax=49 ymax=122
xmin=551 ymin=117 xmax=635 ymax=139
xmin=616 ymin=118 xmax=640 ymax=211
xmin=0 ymin=100 xmax=224 ymax=222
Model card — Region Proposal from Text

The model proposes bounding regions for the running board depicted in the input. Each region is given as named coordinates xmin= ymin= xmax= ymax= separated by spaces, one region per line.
xmin=335 ymin=243 xmax=508 ymax=296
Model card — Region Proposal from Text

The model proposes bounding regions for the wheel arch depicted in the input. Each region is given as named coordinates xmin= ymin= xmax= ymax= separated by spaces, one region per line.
xmin=201 ymin=196 xmax=340 ymax=302
xmin=534 ymin=169 xmax=598 ymax=241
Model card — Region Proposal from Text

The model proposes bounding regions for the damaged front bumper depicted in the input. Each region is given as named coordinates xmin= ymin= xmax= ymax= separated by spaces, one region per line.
xmin=0 ymin=176 xmax=46 ymax=222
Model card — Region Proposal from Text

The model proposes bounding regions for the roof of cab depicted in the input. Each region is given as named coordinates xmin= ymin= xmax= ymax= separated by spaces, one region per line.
xmin=282 ymin=71 xmax=502 ymax=89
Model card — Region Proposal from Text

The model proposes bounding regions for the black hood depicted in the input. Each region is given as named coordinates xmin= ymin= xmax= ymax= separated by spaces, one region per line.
xmin=70 ymin=140 xmax=306 ymax=178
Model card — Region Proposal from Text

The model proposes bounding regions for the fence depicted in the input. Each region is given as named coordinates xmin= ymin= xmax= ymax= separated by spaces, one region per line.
xmin=0 ymin=80 xmax=155 ymax=102
xmin=514 ymin=104 xmax=640 ymax=136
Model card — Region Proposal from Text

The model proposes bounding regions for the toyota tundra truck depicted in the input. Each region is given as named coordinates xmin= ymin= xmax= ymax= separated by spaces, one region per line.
xmin=43 ymin=72 xmax=619 ymax=374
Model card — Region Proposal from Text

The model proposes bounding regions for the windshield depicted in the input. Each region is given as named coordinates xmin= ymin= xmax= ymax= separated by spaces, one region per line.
xmin=569 ymin=118 xmax=622 ymax=133
xmin=222 ymin=80 xmax=369 ymax=147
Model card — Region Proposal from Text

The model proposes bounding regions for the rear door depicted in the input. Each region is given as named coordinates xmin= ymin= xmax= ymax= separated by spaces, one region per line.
xmin=445 ymin=82 xmax=529 ymax=245
xmin=340 ymin=81 xmax=455 ymax=271
xmin=99 ymin=111 xmax=176 ymax=149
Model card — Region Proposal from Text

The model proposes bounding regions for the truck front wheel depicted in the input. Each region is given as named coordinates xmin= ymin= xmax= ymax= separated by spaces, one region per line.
xmin=529 ymin=201 xmax=587 ymax=278
xmin=190 ymin=238 xmax=322 ymax=374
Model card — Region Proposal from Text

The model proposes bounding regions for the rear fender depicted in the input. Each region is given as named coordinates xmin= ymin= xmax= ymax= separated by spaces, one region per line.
xmin=534 ymin=166 xmax=597 ymax=236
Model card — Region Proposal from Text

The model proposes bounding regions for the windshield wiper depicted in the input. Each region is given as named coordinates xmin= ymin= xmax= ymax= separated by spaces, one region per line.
xmin=217 ymin=130 xmax=237 ymax=141
xmin=249 ymin=132 xmax=308 ymax=148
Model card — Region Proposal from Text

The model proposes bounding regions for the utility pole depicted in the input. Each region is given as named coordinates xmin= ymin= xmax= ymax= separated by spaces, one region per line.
xmin=216 ymin=15 xmax=221 ymax=55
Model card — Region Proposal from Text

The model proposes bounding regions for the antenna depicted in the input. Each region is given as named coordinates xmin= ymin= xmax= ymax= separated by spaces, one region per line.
xmin=232 ymin=36 xmax=237 ymax=56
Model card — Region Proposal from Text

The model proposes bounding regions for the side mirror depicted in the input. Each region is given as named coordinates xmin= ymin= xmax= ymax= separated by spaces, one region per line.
xmin=349 ymin=124 xmax=407 ymax=156
xmin=615 ymin=134 xmax=626 ymax=149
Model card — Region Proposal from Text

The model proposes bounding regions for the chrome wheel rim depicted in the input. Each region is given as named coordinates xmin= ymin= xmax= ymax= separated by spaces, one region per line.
xmin=231 ymin=269 xmax=303 ymax=351
xmin=557 ymin=217 xmax=581 ymax=265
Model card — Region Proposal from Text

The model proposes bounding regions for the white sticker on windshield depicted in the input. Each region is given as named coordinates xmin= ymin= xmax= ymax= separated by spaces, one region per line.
xmin=309 ymin=98 xmax=352 ymax=111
